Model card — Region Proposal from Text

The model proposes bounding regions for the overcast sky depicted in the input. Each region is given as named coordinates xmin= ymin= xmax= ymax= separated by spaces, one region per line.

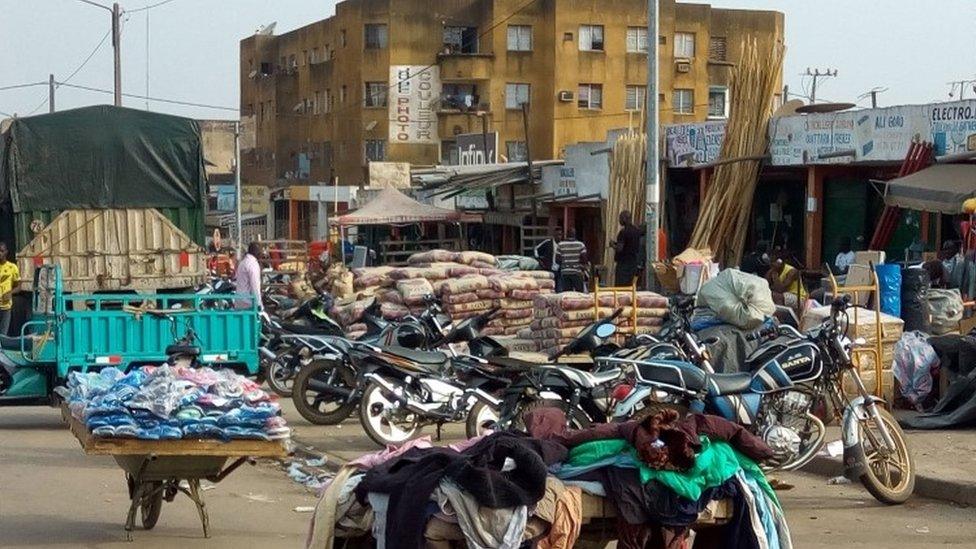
xmin=1 ymin=0 xmax=974 ymax=120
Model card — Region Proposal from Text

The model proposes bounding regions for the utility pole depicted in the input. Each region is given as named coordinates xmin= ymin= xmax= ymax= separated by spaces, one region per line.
xmin=48 ymin=74 xmax=56 ymax=113
xmin=644 ymin=0 xmax=660 ymax=287
xmin=859 ymin=87 xmax=888 ymax=109
xmin=112 ymin=2 xmax=122 ymax=106
xmin=234 ymin=121 xmax=243 ymax=257
xmin=77 ymin=0 xmax=122 ymax=106
xmin=806 ymin=67 xmax=838 ymax=103
xmin=947 ymin=79 xmax=976 ymax=100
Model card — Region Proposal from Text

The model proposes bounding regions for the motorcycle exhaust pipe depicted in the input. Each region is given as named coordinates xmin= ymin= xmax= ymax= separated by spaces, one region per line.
xmin=365 ymin=373 xmax=437 ymax=417
xmin=306 ymin=378 xmax=353 ymax=398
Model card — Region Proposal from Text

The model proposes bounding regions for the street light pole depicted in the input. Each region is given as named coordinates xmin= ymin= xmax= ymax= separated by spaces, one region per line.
xmin=644 ymin=0 xmax=660 ymax=287
xmin=234 ymin=121 xmax=243 ymax=257
xmin=77 ymin=0 xmax=122 ymax=106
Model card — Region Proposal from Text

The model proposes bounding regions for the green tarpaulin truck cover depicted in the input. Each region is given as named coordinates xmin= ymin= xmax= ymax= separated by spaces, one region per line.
xmin=1 ymin=104 xmax=206 ymax=212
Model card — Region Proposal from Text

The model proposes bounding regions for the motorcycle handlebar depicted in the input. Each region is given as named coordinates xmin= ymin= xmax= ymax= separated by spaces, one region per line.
xmin=746 ymin=325 xmax=777 ymax=342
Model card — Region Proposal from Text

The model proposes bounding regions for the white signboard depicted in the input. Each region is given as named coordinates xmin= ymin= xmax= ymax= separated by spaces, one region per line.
xmin=389 ymin=65 xmax=440 ymax=144
xmin=556 ymin=167 xmax=577 ymax=196
xmin=664 ymin=121 xmax=727 ymax=166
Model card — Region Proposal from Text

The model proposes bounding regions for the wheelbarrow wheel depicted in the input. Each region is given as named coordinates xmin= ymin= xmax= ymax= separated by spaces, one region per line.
xmin=141 ymin=482 xmax=164 ymax=530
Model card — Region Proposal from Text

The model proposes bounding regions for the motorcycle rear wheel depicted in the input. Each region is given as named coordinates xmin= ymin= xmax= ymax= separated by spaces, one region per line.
xmin=465 ymin=401 xmax=500 ymax=439
xmin=857 ymin=407 xmax=915 ymax=504
xmin=292 ymin=360 xmax=359 ymax=425
xmin=359 ymin=382 xmax=421 ymax=447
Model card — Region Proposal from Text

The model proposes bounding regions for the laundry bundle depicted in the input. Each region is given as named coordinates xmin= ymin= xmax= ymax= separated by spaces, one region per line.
xmin=58 ymin=365 xmax=289 ymax=441
xmin=306 ymin=411 xmax=792 ymax=549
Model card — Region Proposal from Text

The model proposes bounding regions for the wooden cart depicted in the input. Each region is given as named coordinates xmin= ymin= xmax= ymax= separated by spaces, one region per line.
xmin=64 ymin=409 xmax=289 ymax=541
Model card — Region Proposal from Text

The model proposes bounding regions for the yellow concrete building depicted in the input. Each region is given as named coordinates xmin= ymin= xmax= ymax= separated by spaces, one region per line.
xmin=239 ymin=0 xmax=783 ymax=190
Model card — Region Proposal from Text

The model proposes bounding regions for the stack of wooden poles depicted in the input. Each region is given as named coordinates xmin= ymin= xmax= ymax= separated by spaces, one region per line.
xmin=689 ymin=37 xmax=785 ymax=266
xmin=603 ymin=128 xmax=647 ymax=275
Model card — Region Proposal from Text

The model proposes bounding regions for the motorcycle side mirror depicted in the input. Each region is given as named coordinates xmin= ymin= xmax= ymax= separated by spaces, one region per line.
xmin=596 ymin=323 xmax=617 ymax=339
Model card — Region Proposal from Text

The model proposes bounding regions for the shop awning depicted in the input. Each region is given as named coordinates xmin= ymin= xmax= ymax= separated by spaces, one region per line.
xmin=883 ymin=164 xmax=976 ymax=214
xmin=332 ymin=187 xmax=481 ymax=226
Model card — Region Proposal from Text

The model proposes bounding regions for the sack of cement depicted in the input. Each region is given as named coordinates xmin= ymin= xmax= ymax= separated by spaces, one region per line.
xmin=697 ymin=269 xmax=776 ymax=330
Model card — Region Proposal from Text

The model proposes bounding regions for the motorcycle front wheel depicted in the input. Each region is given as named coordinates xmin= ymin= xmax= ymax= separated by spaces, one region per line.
xmin=359 ymin=382 xmax=421 ymax=447
xmin=265 ymin=356 xmax=298 ymax=398
xmin=292 ymin=360 xmax=359 ymax=425
xmin=858 ymin=407 xmax=915 ymax=504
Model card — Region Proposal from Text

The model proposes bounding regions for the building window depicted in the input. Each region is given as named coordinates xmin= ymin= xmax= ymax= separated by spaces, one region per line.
xmin=340 ymin=85 xmax=347 ymax=104
xmin=709 ymin=36 xmax=727 ymax=61
xmin=708 ymin=86 xmax=729 ymax=118
xmin=444 ymin=26 xmax=478 ymax=54
xmin=441 ymin=83 xmax=479 ymax=110
xmin=365 ymin=140 xmax=386 ymax=162
xmin=505 ymin=83 xmax=530 ymax=109
xmin=325 ymin=89 xmax=332 ymax=112
xmin=302 ymin=50 xmax=308 ymax=66
xmin=288 ymin=54 xmax=297 ymax=69
xmin=311 ymin=47 xmax=319 ymax=64
xmin=441 ymin=140 xmax=458 ymax=165
xmin=313 ymin=91 xmax=321 ymax=114
xmin=626 ymin=27 xmax=648 ymax=53
xmin=507 ymin=25 xmax=532 ymax=51
xmin=365 ymin=82 xmax=388 ymax=107
xmin=578 ymin=83 xmax=603 ymax=109
xmin=674 ymin=89 xmax=694 ymax=114
xmin=578 ymin=25 xmax=604 ymax=51
xmin=625 ymin=85 xmax=646 ymax=111
xmin=674 ymin=32 xmax=695 ymax=58
xmin=340 ymin=29 xmax=347 ymax=47
xmin=506 ymin=141 xmax=528 ymax=162
xmin=259 ymin=62 xmax=272 ymax=76
xmin=365 ymin=24 xmax=388 ymax=49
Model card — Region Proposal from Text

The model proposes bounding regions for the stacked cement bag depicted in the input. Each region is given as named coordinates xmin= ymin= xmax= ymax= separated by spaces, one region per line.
xmin=486 ymin=273 xmax=555 ymax=336
xmin=525 ymin=292 xmax=669 ymax=356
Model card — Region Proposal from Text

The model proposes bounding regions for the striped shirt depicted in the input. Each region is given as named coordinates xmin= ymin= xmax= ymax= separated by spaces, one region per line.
xmin=556 ymin=239 xmax=587 ymax=275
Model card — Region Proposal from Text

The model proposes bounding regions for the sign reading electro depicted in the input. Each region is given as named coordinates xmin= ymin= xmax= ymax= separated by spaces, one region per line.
xmin=389 ymin=65 xmax=440 ymax=144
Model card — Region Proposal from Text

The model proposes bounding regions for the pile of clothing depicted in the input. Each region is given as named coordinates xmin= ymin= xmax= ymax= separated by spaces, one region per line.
xmin=306 ymin=410 xmax=790 ymax=549
xmin=523 ymin=292 xmax=669 ymax=355
xmin=59 ymin=365 xmax=289 ymax=441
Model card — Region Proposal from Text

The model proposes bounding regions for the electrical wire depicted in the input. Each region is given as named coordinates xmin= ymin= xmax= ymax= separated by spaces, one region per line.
xmin=126 ymin=0 xmax=179 ymax=13
xmin=25 ymin=28 xmax=113 ymax=115
xmin=0 ymin=82 xmax=47 ymax=92
xmin=58 ymin=81 xmax=238 ymax=111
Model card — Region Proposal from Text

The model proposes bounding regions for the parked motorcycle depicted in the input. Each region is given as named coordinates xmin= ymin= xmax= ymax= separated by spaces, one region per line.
xmin=288 ymin=297 xmax=459 ymax=423
xmin=609 ymin=295 xmax=915 ymax=504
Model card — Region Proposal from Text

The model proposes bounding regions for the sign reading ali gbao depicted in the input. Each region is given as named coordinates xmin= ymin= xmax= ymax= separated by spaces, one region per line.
xmin=389 ymin=65 xmax=440 ymax=144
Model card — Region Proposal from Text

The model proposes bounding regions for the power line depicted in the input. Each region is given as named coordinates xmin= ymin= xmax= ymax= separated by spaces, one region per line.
xmin=126 ymin=0 xmax=179 ymax=13
xmin=0 ymin=82 xmax=46 ymax=92
xmin=59 ymin=81 xmax=238 ymax=111
xmin=26 ymin=28 xmax=113 ymax=115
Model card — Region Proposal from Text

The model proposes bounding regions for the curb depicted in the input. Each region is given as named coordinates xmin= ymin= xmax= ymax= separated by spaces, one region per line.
xmin=805 ymin=455 xmax=976 ymax=507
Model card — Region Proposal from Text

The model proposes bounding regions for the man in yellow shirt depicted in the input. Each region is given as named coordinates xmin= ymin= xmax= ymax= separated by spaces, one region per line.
xmin=0 ymin=242 xmax=20 ymax=336
xmin=766 ymin=256 xmax=807 ymax=309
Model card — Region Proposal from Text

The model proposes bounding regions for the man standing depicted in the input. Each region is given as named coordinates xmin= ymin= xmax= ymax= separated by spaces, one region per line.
xmin=611 ymin=211 xmax=642 ymax=287
xmin=534 ymin=227 xmax=563 ymax=276
xmin=235 ymin=242 xmax=264 ymax=310
xmin=556 ymin=228 xmax=589 ymax=292
xmin=0 ymin=242 xmax=20 ymax=336
xmin=834 ymin=237 xmax=856 ymax=274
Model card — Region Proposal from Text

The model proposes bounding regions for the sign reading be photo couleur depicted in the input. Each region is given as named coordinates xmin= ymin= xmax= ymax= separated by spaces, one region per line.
xmin=389 ymin=65 xmax=440 ymax=144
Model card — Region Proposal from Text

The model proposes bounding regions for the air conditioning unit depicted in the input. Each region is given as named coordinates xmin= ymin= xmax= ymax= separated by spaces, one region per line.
xmin=675 ymin=60 xmax=692 ymax=73
xmin=558 ymin=90 xmax=574 ymax=102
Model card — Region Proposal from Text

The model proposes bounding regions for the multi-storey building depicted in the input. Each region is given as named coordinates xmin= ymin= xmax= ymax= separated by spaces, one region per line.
xmin=239 ymin=0 xmax=783 ymax=217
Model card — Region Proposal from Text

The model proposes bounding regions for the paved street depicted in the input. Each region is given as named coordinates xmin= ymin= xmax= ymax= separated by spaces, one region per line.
xmin=2 ymin=400 xmax=975 ymax=548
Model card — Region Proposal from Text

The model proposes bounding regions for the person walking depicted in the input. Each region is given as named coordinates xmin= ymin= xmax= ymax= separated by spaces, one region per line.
xmin=556 ymin=228 xmax=588 ymax=292
xmin=534 ymin=227 xmax=562 ymax=275
xmin=0 ymin=242 xmax=20 ymax=336
xmin=235 ymin=242 xmax=264 ymax=310
xmin=611 ymin=211 xmax=642 ymax=287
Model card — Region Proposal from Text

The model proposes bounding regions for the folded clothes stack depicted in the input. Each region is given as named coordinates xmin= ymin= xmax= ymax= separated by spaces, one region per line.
xmin=58 ymin=365 xmax=290 ymax=441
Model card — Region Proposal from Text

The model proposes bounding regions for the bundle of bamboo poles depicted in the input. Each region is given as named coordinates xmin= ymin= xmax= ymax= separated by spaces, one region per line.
xmin=603 ymin=129 xmax=647 ymax=275
xmin=689 ymin=37 xmax=785 ymax=266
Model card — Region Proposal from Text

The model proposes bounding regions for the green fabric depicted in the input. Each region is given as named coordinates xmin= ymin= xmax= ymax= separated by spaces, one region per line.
xmin=567 ymin=436 xmax=779 ymax=505
xmin=1 ymin=105 xmax=206 ymax=213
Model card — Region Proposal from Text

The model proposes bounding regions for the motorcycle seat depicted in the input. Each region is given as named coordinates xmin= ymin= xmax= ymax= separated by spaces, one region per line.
xmin=635 ymin=360 xmax=707 ymax=392
xmin=706 ymin=372 xmax=753 ymax=395
xmin=485 ymin=356 xmax=534 ymax=372
xmin=279 ymin=322 xmax=338 ymax=336
xmin=384 ymin=346 xmax=449 ymax=366
xmin=546 ymin=366 xmax=620 ymax=388
xmin=0 ymin=335 xmax=32 ymax=353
